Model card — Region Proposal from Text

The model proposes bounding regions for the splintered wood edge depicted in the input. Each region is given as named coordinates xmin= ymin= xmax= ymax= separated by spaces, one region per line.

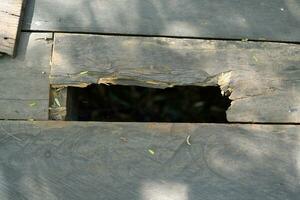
xmin=49 ymin=71 xmax=231 ymax=121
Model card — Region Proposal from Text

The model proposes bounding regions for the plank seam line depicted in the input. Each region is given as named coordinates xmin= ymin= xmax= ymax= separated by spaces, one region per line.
xmin=48 ymin=32 xmax=55 ymax=121
xmin=0 ymin=119 xmax=49 ymax=122
xmin=0 ymin=119 xmax=299 ymax=125
xmin=0 ymin=98 xmax=48 ymax=101
xmin=49 ymin=32 xmax=54 ymax=68
xmin=21 ymin=30 xmax=300 ymax=45
xmin=227 ymin=122 xmax=300 ymax=125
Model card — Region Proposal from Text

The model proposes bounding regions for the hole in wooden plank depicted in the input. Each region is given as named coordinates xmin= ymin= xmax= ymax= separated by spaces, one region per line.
xmin=64 ymin=84 xmax=231 ymax=122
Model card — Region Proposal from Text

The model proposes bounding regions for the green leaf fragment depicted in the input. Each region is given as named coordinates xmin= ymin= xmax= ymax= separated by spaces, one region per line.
xmin=79 ymin=71 xmax=89 ymax=75
xmin=253 ymin=55 xmax=258 ymax=62
xmin=29 ymin=102 xmax=37 ymax=107
xmin=148 ymin=149 xmax=155 ymax=155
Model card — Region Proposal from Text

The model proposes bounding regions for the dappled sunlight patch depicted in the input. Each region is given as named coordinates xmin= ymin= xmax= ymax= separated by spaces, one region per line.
xmin=162 ymin=21 xmax=200 ymax=36
xmin=141 ymin=180 xmax=189 ymax=200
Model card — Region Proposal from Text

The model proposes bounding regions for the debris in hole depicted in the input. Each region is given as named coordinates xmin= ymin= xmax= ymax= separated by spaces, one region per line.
xmin=54 ymin=98 xmax=61 ymax=107
xmin=66 ymin=84 xmax=231 ymax=122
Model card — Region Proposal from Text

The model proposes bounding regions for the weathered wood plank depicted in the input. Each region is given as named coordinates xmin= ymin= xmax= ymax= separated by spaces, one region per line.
xmin=22 ymin=0 xmax=300 ymax=42
xmin=0 ymin=121 xmax=299 ymax=199
xmin=0 ymin=33 xmax=52 ymax=120
xmin=0 ymin=0 xmax=26 ymax=56
xmin=51 ymin=34 xmax=300 ymax=123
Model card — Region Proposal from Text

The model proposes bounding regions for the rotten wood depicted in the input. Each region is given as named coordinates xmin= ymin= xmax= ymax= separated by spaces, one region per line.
xmin=51 ymin=34 xmax=300 ymax=123
xmin=0 ymin=32 xmax=52 ymax=120
xmin=0 ymin=0 xmax=27 ymax=56
xmin=0 ymin=121 xmax=299 ymax=199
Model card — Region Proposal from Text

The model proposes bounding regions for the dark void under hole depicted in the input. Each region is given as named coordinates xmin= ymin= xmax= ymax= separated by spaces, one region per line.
xmin=67 ymin=84 xmax=231 ymax=122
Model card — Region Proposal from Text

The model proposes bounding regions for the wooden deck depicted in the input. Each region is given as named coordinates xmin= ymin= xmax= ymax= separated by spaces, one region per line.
xmin=23 ymin=0 xmax=300 ymax=42
xmin=0 ymin=0 xmax=300 ymax=199
xmin=0 ymin=33 xmax=52 ymax=120
xmin=0 ymin=121 xmax=299 ymax=200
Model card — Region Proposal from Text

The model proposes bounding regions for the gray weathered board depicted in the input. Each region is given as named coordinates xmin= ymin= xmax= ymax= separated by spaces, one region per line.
xmin=51 ymin=34 xmax=300 ymax=123
xmin=22 ymin=0 xmax=300 ymax=42
xmin=0 ymin=121 xmax=299 ymax=200
xmin=0 ymin=32 xmax=52 ymax=120
xmin=0 ymin=0 xmax=26 ymax=56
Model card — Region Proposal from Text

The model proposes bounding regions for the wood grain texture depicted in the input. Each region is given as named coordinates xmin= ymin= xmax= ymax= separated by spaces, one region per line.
xmin=0 ymin=121 xmax=299 ymax=199
xmin=51 ymin=34 xmax=300 ymax=123
xmin=22 ymin=0 xmax=300 ymax=42
xmin=0 ymin=32 xmax=52 ymax=120
xmin=0 ymin=0 xmax=26 ymax=56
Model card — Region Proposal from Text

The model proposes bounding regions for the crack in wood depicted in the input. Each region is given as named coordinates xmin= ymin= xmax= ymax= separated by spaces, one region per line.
xmin=0 ymin=10 xmax=20 ymax=17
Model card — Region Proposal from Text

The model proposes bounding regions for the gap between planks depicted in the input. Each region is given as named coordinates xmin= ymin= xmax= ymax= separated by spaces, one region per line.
xmin=21 ymin=30 xmax=300 ymax=45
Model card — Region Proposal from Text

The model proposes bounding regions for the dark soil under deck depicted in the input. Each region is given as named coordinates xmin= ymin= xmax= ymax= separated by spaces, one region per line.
xmin=67 ymin=84 xmax=231 ymax=122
